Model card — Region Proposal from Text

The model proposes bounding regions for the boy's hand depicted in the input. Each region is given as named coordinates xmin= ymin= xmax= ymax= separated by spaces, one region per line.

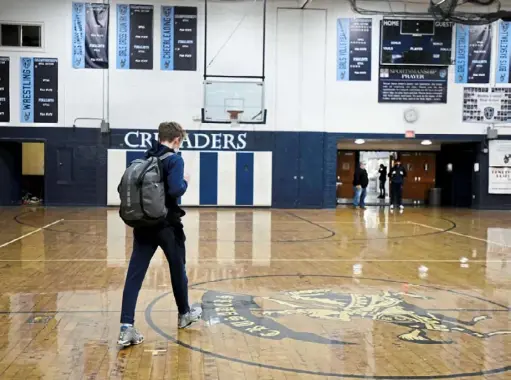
xmin=184 ymin=174 xmax=190 ymax=183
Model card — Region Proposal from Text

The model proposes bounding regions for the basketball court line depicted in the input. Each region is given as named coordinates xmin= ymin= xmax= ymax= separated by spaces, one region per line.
xmin=0 ymin=219 xmax=64 ymax=249
xmin=61 ymin=219 xmax=411 ymax=225
xmin=407 ymin=221 xmax=511 ymax=248
xmin=0 ymin=258 xmax=507 ymax=263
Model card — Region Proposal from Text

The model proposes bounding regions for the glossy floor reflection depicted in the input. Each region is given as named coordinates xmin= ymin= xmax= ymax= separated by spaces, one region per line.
xmin=0 ymin=206 xmax=510 ymax=379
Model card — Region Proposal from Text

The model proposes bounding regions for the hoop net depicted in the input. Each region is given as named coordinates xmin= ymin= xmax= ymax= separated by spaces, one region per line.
xmin=227 ymin=110 xmax=243 ymax=127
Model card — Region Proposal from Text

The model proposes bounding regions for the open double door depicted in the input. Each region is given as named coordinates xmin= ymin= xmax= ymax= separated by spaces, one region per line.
xmin=336 ymin=150 xmax=437 ymax=204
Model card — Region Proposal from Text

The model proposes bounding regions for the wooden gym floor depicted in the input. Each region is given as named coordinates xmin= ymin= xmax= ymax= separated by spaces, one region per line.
xmin=0 ymin=206 xmax=510 ymax=380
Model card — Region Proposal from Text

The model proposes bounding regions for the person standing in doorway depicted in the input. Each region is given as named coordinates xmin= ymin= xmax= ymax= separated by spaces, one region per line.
xmin=378 ymin=163 xmax=387 ymax=199
xmin=353 ymin=162 xmax=369 ymax=209
xmin=389 ymin=159 xmax=407 ymax=210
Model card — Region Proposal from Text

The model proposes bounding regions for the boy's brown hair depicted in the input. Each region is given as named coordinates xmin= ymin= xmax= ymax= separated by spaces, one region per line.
xmin=158 ymin=121 xmax=186 ymax=143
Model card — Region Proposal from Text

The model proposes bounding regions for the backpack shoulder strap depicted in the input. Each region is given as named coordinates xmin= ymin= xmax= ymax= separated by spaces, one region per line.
xmin=159 ymin=152 xmax=174 ymax=161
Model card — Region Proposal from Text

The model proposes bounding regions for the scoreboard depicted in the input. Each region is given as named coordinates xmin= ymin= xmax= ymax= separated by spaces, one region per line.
xmin=380 ymin=19 xmax=453 ymax=66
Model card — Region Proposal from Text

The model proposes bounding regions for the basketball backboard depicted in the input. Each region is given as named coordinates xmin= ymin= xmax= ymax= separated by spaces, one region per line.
xmin=202 ymin=79 xmax=266 ymax=124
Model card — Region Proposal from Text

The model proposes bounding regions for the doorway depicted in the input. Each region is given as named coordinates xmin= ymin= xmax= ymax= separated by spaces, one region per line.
xmin=336 ymin=149 xmax=438 ymax=206
xmin=337 ymin=150 xmax=394 ymax=205
xmin=0 ymin=141 xmax=45 ymax=205
xmin=360 ymin=151 xmax=391 ymax=204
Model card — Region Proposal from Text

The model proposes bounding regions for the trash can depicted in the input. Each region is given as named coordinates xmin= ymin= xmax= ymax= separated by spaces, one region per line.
xmin=429 ymin=188 xmax=441 ymax=207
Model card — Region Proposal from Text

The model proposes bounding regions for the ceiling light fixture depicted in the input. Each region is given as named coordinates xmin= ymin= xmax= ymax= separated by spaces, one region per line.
xmin=354 ymin=139 xmax=365 ymax=145
xmin=421 ymin=139 xmax=432 ymax=146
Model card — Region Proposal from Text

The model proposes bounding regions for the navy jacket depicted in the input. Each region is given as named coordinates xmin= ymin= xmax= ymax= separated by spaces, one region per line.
xmin=353 ymin=168 xmax=369 ymax=188
xmin=145 ymin=139 xmax=187 ymax=222
xmin=389 ymin=164 xmax=407 ymax=184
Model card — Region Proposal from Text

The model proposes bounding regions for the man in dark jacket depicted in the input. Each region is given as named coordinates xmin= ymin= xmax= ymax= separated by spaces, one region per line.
xmin=118 ymin=122 xmax=201 ymax=348
xmin=378 ymin=163 xmax=387 ymax=199
xmin=353 ymin=162 xmax=369 ymax=209
xmin=388 ymin=159 xmax=407 ymax=210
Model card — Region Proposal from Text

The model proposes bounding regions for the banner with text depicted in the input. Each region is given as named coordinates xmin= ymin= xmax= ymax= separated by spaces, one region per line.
xmin=161 ymin=6 xmax=197 ymax=71
xmin=72 ymin=2 xmax=109 ymax=69
xmin=378 ymin=66 xmax=448 ymax=103
xmin=117 ymin=4 xmax=153 ymax=70
xmin=489 ymin=167 xmax=511 ymax=194
xmin=455 ymin=24 xmax=491 ymax=84
xmin=336 ymin=18 xmax=372 ymax=81
xmin=496 ymin=21 xmax=511 ymax=83
xmin=0 ymin=57 xmax=9 ymax=122
xmin=20 ymin=58 xmax=58 ymax=124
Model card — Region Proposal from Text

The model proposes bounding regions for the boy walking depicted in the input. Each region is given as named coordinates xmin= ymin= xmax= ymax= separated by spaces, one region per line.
xmin=117 ymin=122 xmax=201 ymax=347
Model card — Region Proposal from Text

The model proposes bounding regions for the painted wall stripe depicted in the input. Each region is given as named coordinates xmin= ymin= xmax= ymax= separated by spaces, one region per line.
xmin=107 ymin=149 xmax=126 ymax=206
xmin=180 ymin=151 xmax=200 ymax=206
xmin=199 ymin=152 xmax=218 ymax=205
xmin=107 ymin=149 xmax=272 ymax=207
xmin=217 ymin=152 xmax=236 ymax=206
xmin=253 ymin=151 xmax=272 ymax=206
xmin=236 ymin=152 xmax=254 ymax=206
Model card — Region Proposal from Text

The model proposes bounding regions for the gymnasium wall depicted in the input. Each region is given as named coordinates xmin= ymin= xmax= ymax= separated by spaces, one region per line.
xmin=1 ymin=0 xmax=510 ymax=208
xmin=0 ymin=0 xmax=508 ymax=135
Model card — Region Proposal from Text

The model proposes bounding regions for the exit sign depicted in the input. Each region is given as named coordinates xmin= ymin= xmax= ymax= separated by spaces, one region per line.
xmin=405 ymin=130 xmax=415 ymax=138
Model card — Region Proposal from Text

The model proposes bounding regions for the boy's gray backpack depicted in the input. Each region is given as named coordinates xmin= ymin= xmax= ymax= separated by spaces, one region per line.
xmin=118 ymin=152 xmax=172 ymax=228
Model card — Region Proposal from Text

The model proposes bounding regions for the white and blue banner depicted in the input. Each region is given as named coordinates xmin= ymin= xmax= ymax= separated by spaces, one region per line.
xmin=496 ymin=21 xmax=511 ymax=83
xmin=117 ymin=4 xmax=153 ymax=70
xmin=72 ymin=2 xmax=109 ymax=69
xmin=107 ymin=150 xmax=272 ymax=206
xmin=336 ymin=18 xmax=372 ymax=81
xmin=161 ymin=6 xmax=197 ymax=71
xmin=455 ymin=24 xmax=491 ymax=84
xmin=0 ymin=57 xmax=9 ymax=122
xmin=20 ymin=57 xmax=34 ymax=123
xmin=20 ymin=58 xmax=58 ymax=123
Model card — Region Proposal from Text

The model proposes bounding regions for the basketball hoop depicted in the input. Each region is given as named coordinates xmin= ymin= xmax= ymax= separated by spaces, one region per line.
xmin=227 ymin=109 xmax=243 ymax=127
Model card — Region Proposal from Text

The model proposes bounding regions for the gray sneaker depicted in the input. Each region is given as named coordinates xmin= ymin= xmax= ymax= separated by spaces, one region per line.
xmin=117 ymin=325 xmax=144 ymax=347
xmin=178 ymin=306 xmax=202 ymax=329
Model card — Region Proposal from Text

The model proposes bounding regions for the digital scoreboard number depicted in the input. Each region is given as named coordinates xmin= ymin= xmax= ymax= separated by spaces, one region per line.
xmin=380 ymin=19 xmax=453 ymax=66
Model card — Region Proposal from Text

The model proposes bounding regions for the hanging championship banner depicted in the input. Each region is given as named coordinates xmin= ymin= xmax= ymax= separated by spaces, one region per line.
xmin=455 ymin=24 xmax=491 ymax=83
xmin=161 ymin=6 xmax=197 ymax=71
xmin=0 ymin=57 xmax=9 ymax=122
xmin=72 ymin=2 xmax=109 ymax=69
xmin=117 ymin=4 xmax=154 ymax=70
xmin=20 ymin=58 xmax=58 ymax=124
xmin=336 ymin=18 xmax=372 ymax=81
xmin=496 ymin=21 xmax=511 ymax=83
xmin=462 ymin=87 xmax=511 ymax=123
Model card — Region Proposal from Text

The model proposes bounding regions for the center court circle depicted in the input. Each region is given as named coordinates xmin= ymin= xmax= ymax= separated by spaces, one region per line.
xmin=145 ymin=274 xmax=511 ymax=379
